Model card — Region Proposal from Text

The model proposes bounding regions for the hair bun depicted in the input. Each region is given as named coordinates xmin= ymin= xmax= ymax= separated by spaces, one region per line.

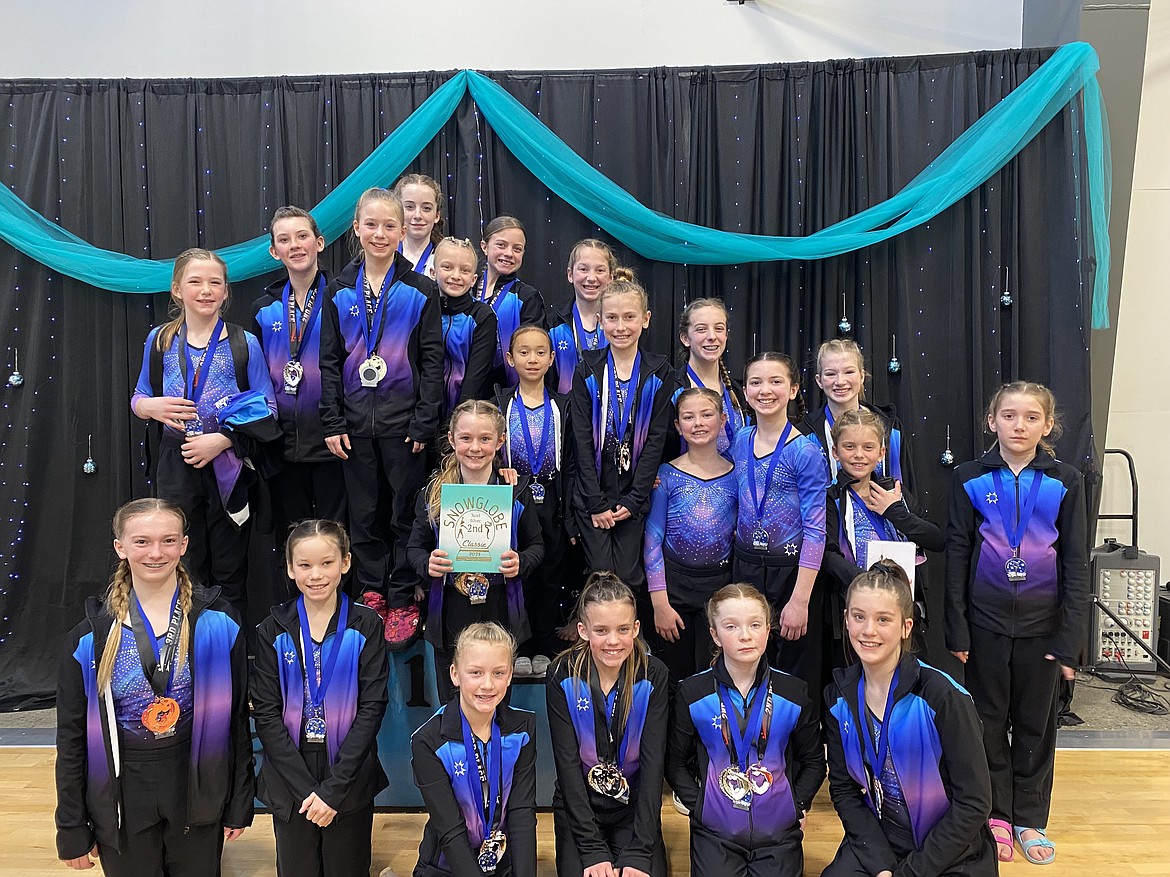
xmin=612 ymin=267 xmax=636 ymax=283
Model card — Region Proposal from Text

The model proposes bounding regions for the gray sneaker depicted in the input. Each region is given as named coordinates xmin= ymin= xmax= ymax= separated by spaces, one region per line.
xmin=513 ymin=656 xmax=533 ymax=677
xmin=531 ymin=655 xmax=551 ymax=677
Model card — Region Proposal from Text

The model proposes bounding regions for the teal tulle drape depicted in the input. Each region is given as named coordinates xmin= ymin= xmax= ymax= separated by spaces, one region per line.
xmin=0 ymin=42 xmax=1112 ymax=327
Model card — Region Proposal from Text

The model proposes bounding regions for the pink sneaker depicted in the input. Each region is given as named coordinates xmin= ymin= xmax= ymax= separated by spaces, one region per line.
xmin=383 ymin=604 xmax=422 ymax=651
xmin=361 ymin=591 xmax=389 ymax=618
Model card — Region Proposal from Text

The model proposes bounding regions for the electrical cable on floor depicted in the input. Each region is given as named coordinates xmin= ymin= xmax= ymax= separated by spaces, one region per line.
xmin=1092 ymin=633 xmax=1170 ymax=716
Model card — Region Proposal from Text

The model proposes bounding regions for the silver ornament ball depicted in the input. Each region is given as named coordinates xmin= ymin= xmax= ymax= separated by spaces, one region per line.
xmin=83 ymin=457 xmax=97 ymax=476
xmin=7 ymin=370 xmax=23 ymax=388
xmin=887 ymin=355 xmax=901 ymax=375
xmin=999 ymin=293 xmax=1013 ymax=308
xmin=837 ymin=316 xmax=852 ymax=335
xmin=940 ymin=449 xmax=955 ymax=466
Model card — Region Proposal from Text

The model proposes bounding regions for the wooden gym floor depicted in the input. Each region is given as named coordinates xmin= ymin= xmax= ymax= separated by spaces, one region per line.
xmin=5 ymin=748 xmax=1167 ymax=875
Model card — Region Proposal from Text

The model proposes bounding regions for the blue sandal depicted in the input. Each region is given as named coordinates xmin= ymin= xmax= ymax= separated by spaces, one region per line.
xmin=1013 ymin=826 xmax=1056 ymax=865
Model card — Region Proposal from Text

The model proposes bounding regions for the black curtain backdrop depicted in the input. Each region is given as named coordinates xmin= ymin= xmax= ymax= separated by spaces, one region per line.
xmin=0 ymin=49 xmax=1096 ymax=709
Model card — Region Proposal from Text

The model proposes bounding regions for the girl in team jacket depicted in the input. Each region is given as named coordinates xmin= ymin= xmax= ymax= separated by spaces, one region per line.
xmin=823 ymin=562 xmax=996 ymax=877
xmin=407 ymin=400 xmax=545 ymax=703
xmin=945 ymin=381 xmax=1088 ymax=865
xmin=319 ymin=187 xmax=444 ymax=608
xmin=434 ymin=236 xmax=499 ymax=420
xmin=546 ymin=573 xmax=670 ymax=877
xmin=411 ymin=622 xmax=537 ymax=877
xmin=475 ymin=215 xmax=547 ymax=389
xmin=666 ymin=583 xmax=824 ymax=877
xmin=251 ymin=207 xmax=346 ymax=541
xmin=251 ymin=520 xmax=389 ymax=877
xmin=547 ymin=239 xmax=616 ymax=395
xmin=570 ymin=270 xmax=675 ymax=593
xmin=55 ymin=499 xmax=253 ymax=875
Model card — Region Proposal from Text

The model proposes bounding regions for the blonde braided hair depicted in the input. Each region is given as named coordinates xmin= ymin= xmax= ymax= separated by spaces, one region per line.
xmin=97 ymin=499 xmax=193 ymax=692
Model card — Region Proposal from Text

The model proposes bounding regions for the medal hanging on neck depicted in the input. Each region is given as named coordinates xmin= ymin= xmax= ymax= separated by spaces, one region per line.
xmin=585 ymin=662 xmax=631 ymax=804
xmin=857 ymin=667 xmax=900 ymax=820
xmin=180 ymin=318 xmax=225 ymax=437
xmin=478 ymin=273 xmax=515 ymax=311
xmin=283 ymin=275 xmax=323 ymax=396
xmin=747 ymin=422 xmax=793 ymax=551
xmin=686 ymin=364 xmax=737 ymax=448
xmin=459 ymin=710 xmax=507 ymax=874
xmin=129 ymin=589 xmax=185 ymax=739
xmin=357 ymin=264 xmax=395 ymax=388
xmin=517 ymin=389 xmax=552 ymax=504
xmin=606 ymin=351 xmax=641 ymax=474
xmin=296 ymin=594 xmax=349 ymax=744
xmin=573 ymin=302 xmax=602 ymax=351
xmin=716 ymin=673 xmax=774 ymax=810
xmin=992 ymin=468 xmax=1042 ymax=582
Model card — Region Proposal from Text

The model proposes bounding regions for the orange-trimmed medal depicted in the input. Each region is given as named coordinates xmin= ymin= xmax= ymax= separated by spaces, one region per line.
xmin=142 ymin=696 xmax=181 ymax=736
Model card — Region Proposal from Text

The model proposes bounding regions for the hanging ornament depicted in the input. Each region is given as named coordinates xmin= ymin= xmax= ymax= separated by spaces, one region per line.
xmin=7 ymin=347 xmax=23 ymax=388
xmin=940 ymin=425 xmax=955 ymax=467
xmin=82 ymin=434 xmax=97 ymax=476
xmin=837 ymin=291 xmax=852 ymax=335
xmin=999 ymin=266 xmax=1012 ymax=308
xmin=887 ymin=334 xmax=901 ymax=374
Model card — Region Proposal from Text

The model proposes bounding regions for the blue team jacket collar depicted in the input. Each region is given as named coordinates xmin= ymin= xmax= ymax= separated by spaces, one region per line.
xmin=977 ymin=444 xmax=1057 ymax=471
xmin=711 ymin=652 xmax=771 ymax=691
xmin=269 ymin=592 xmax=348 ymax=640
xmin=832 ymin=651 xmax=922 ymax=713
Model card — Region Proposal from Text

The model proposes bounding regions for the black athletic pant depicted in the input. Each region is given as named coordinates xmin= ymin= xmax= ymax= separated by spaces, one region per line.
xmin=577 ymin=514 xmax=646 ymax=591
xmin=964 ymin=624 xmax=1060 ymax=828
xmin=343 ymin=436 xmax=426 ymax=603
xmin=270 ymin=459 xmax=348 ymax=543
xmin=822 ymin=833 xmax=998 ymax=877
xmin=651 ymin=559 xmax=730 ymax=681
xmin=689 ymin=821 xmax=803 ymax=877
xmin=157 ymin=436 xmax=250 ymax=619
xmin=271 ymin=747 xmax=374 ymax=877
xmin=552 ymin=800 xmax=668 ymax=877
xmin=98 ymin=745 xmax=225 ymax=877
xmin=734 ymin=550 xmax=824 ymax=718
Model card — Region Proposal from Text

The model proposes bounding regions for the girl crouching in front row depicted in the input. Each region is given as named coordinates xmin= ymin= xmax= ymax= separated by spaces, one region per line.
xmin=667 ymin=583 xmax=825 ymax=877
xmin=823 ymin=562 xmax=996 ymax=876
xmin=411 ymin=622 xmax=537 ymax=877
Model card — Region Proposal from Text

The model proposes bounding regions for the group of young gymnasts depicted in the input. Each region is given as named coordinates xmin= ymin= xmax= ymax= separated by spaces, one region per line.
xmin=54 ymin=174 xmax=1089 ymax=876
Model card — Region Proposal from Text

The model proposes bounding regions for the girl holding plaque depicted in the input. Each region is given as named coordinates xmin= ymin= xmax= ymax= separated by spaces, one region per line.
xmin=319 ymin=187 xmax=444 ymax=616
xmin=55 ymin=499 xmax=253 ymax=875
xmin=251 ymin=207 xmax=346 ymax=546
xmin=730 ymin=353 xmax=830 ymax=709
xmin=411 ymin=622 xmax=538 ymax=877
xmin=570 ymin=270 xmax=676 ymax=595
xmin=666 ymin=583 xmax=824 ymax=877
xmin=823 ymin=562 xmax=997 ymax=877
xmin=251 ymin=520 xmax=389 ymax=877
xmin=407 ymin=400 xmax=545 ymax=702
xmin=822 ymin=408 xmax=942 ymax=659
xmin=944 ymin=382 xmax=1088 ymax=865
xmin=546 ymin=573 xmax=670 ymax=877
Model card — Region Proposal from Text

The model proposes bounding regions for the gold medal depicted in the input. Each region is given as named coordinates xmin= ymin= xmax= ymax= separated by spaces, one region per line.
xmin=718 ymin=765 xmax=753 ymax=810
